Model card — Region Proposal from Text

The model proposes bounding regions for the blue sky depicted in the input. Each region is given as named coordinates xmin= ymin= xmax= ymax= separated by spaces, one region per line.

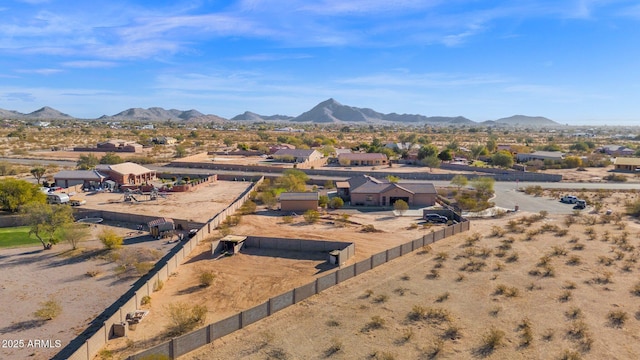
xmin=1 ymin=0 xmax=639 ymax=124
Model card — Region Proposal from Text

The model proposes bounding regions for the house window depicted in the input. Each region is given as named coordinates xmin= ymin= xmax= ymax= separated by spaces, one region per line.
xmin=366 ymin=195 xmax=373 ymax=201
xmin=382 ymin=196 xmax=386 ymax=205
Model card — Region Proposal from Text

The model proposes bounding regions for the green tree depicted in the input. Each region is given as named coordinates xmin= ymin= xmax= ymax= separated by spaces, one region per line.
xmin=418 ymin=144 xmax=439 ymax=160
xmin=486 ymin=138 xmax=497 ymax=153
xmin=393 ymin=199 xmax=409 ymax=216
xmin=77 ymin=154 xmax=99 ymax=170
xmin=470 ymin=145 xmax=489 ymax=160
xmin=329 ymin=197 xmax=344 ymax=209
xmin=240 ymin=200 xmax=257 ymax=214
xmin=30 ymin=166 xmax=47 ymax=184
xmin=99 ymin=152 xmax=124 ymax=165
xmin=260 ymin=191 xmax=277 ymax=209
xmin=563 ymin=156 xmax=582 ymax=168
xmin=277 ymin=169 xmax=309 ymax=192
xmin=22 ymin=202 xmax=74 ymax=249
xmin=223 ymin=137 xmax=234 ymax=147
xmin=0 ymin=178 xmax=46 ymax=212
xmin=471 ymin=177 xmax=496 ymax=198
xmin=491 ymin=150 xmax=514 ymax=168
xmin=420 ymin=156 xmax=441 ymax=172
xmin=174 ymin=144 xmax=187 ymax=158
xmin=318 ymin=195 xmax=329 ymax=208
xmin=451 ymin=175 xmax=468 ymax=190
xmin=59 ymin=223 xmax=91 ymax=250
xmin=438 ymin=149 xmax=453 ymax=161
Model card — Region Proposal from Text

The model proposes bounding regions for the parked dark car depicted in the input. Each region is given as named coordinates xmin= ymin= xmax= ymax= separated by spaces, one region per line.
xmin=424 ymin=214 xmax=448 ymax=223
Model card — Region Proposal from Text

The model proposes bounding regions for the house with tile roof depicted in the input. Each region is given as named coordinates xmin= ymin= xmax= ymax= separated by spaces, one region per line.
xmin=337 ymin=175 xmax=436 ymax=207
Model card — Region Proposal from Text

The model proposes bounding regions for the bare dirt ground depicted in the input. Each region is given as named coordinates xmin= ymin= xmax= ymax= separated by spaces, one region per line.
xmin=0 ymin=223 xmax=176 ymax=360
xmin=182 ymin=210 xmax=640 ymax=360
xmin=74 ymin=180 xmax=251 ymax=224
xmin=102 ymin=209 xmax=446 ymax=358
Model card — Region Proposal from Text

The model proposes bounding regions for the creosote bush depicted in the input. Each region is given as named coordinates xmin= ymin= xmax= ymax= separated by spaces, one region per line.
xmin=165 ymin=302 xmax=207 ymax=336
xmin=199 ymin=270 xmax=215 ymax=287
xmin=34 ymin=298 xmax=62 ymax=320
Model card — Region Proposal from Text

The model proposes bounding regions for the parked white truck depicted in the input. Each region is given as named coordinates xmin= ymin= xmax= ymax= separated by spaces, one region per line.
xmin=47 ymin=193 xmax=70 ymax=204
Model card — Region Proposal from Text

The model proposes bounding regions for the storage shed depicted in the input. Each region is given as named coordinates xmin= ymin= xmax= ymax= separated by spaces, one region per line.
xmin=219 ymin=235 xmax=247 ymax=254
xmin=147 ymin=218 xmax=175 ymax=239
xmin=279 ymin=192 xmax=319 ymax=212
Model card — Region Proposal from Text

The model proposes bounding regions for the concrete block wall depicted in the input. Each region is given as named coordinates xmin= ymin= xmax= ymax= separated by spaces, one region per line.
xmin=173 ymin=327 xmax=209 ymax=356
xmin=387 ymin=245 xmax=401 ymax=261
xmin=355 ymin=259 xmax=372 ymax=275
xmin=242 ymin=301 xmax=270 ymax=327
xmin=401 ymin=242 xmax=413 ymax=256
xmin=212 ymin=314 xmax=242 ymax=340
xmin=337 ymin=264 xmax=355 ymax=283
xmin=270 ymin=291 xmax=294 ymax=313
xmin=294 ymin=282 xmax=316 ymax=303
xmin=316 ymin=272 xmax=337 ymax=292
xmin=371 ymin=251 xmax=387 ymax=268
xmin=130 ymin=341 xmax=172 ymax=360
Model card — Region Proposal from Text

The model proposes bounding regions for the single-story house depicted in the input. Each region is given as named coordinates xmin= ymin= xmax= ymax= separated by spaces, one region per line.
xmin=95 ymin=162 xmax=156 ymax=185
xmin=96 ymin=139 xmax=143 ymax=153
xmin=598 ymin=145 xmax=635 ymax=156
xmin=53 ymin=170 xmax=107 ymax=189
xmin=516 ymin=151 xmax=564 ymax=162
xmin=269 ymin=144 xmax=296 ymax=154
xmin=613 ymin=157 xmax=640 ymax=171
xmin=337 ymin=175 xmax=436 ymax=207
xmin=280 ymin=192 xmax=319 ymax=212
xmin=272 ymin=149 xmax=323 ymax=163
xmin=337 ymin=153 xmax=388 ymax=166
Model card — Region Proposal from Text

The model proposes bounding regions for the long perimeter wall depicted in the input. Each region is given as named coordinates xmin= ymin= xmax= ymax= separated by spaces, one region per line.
xmin=128 ymin=220 xmax=471 ymax=360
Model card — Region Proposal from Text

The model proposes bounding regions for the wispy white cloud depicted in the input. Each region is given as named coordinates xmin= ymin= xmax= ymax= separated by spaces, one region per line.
xmin=15 ymin=68 xmax=63 ymax=75
xmin=61 ymin=60 xmax=118 ymax=68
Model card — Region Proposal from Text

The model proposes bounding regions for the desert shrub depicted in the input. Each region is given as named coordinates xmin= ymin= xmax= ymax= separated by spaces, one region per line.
xmin=442 ymin=324 xmax=462 ymax=340
xmin=608 ymin=310 xmax=629 ymax=328
xmin=400 ymin=328 xmax=414 ymax=343
xmin=153 ymin=279 xmax=164 ymax=292
xmin=631 ymin=282 xmax=640 ymax=296
xmin=165 ymin=302 xmax=207 ymax=336
xmin=506 ymin=252 xmax=519 ymax=263
xmin=490 ymin=226 xmax=506 ymax=237
xmin=489 ymin=306 xmax=502 ymax=317
xmin=34 ymin=298 xmax=62 ymax=320
xmin=282 ymin=215 xmax=293 ymax=224
xmin=329 ymin=197 xmax=344 ymax=209
xmin=478 ymin=327 xmax=505 ymax=355
xmin=363 ymin=316 xmax=385 ymax=331
xmin=100 ymin=229 xmax=123 ymax=250
xmin=407 ymin=305 xmax=426 ymax=321
xmin=558 ymin=290 xmax=572 ymax=302
xmin=239 ymin=200 xmax=256 ymax=214
xmin=604 ymin=173 xmax=627 ymax=182
xmin=435 ymin=251 xmax=449 ymax=261
xmin=565 ymin=307 xmax=583 ymax=320
xmin=572 ymin=242 xmax=585 ymax=251
xmin=541 ymin=329 xmax=554 ymax=341
xmin=303 ymin=209 xmax=320 ymax=224
xmin=566 ymin=255 xmax=581 ymax=266
xmin=324 ymin=338 xmax=343 ymax=356
xmin=361 ymin=224 xmax=380 ymax=233
xmin=199 ymin=270 xmax=215 ymax=287
xmin=598 ymin=256 xmax=614 ymax=266
xmin=459 ymin=259 xmax=486 ymax=272
xmin=559 ymin=349 xmax=582 ymax=360
xmin=426 ymin=269 xmax=440 ymax=279
xmin=373 ymin=294 xmax=389 ymax=303
xmin=325 ymin=319 xmax=340 ymax=327
xmin=435 ymin=292 xmax=450 ymax=302
xmin=141 ymin=295 xmax=151 ymax=306
xmin=551 ymin=245 xmax=568 ymax=256
xmin=494 ymin=284 xmax=519 ymax=297
xmin=393 ymin=287 xmax=408 ymax=296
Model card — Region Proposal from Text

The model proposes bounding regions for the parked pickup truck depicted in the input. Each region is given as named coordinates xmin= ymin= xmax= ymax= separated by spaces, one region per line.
xmin=560 ymin=195 xmax=579 ymax=204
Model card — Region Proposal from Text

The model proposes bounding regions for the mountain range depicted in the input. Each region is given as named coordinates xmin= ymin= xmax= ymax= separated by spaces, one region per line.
xmin=0 ymin=99 xmax=559 ymax=126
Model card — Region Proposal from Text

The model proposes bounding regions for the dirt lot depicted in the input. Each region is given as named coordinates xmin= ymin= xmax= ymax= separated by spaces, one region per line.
xmin=182 ymin=210 xmax=640 ymax=360
xmin=102 ymin=209 xmax=447 ymax=358
xmin=73 ymin=180 xmax=251 ymax=224
xmin=0 ymin=222 xmax=180 ymax=360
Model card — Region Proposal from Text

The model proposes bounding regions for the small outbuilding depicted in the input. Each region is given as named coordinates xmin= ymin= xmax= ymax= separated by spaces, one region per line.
xmin=219 ymin=235 xmax=247 ymax=255
xmin=147 ymin=217 xmax=175 ymax=239
xmin=279 ymin=192 xmax=319 ymax=212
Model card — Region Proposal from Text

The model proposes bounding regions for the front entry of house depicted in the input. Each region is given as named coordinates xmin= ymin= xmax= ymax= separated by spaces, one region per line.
xmin=389 ymin=196 xmax=410 ymax=206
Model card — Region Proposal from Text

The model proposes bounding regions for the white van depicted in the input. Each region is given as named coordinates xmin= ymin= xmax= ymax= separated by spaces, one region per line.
xmin=47 ymin=193 xmax=70 ymax=205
